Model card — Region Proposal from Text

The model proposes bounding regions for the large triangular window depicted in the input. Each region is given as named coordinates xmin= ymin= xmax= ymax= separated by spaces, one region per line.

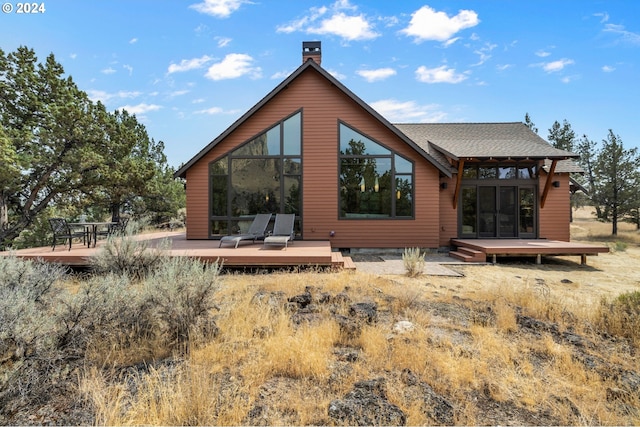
xmin=339 ymin=122 xmax=413 ymax=219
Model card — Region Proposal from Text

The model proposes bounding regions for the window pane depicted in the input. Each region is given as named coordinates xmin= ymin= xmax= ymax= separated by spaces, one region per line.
xmin=518 ymin=165 xmax=537 ymax=179
xmin=340 ymin=157 xmax=391 ymax=218
xmin=461 ymin=187 xmax=477 ymax=235
xmin=210 ymin=157 xmax=228 ymax=175
xmin=498 ymin=166 xmax=517 ymax=179
xmin=283 ymin=113 xmax=301 ymax=155
xmin=340 ymin=124 xmax=390 ymax=156
xmin=479 ymin=166 xmax=497 ymax=179
xmin=395 ymin=175 xmax=412 ymax=217
xmin=211 ymin=220 xmax=229 ymax=236
xmin=234 ymin=125 xmax=280 ymax=156
xmin=394 ymin=154 xmax=412 ymax=174
xmin=231 ymin=159 xmax=280 ymax=215
xmin=284 ymin=176 xmax=301 ymax=215
xmin=519 ymin=187 xmax=535 ymax=233
xmin=462 ymin=165 xmax=477 ymax=179
xmin=211 ymin=175 xmax=227 ymax=216
xmin=284 ymin=158 xmax=301 ymax=175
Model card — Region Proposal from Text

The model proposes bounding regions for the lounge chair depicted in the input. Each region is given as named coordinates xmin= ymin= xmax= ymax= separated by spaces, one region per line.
xmin=48 ymin=217 xmax=88 ymax=251
xmin=219 ymin=213 xmax=272 ymax=248
xmin=263 ymin=213 xmax=295 ymax=250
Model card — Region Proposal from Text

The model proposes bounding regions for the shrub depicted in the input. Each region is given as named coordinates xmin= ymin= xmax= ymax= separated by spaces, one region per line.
xmin=90 ymin=233 xmax=170 ymax=280
xmin=403 ymin=247 xmax=425 ymax=278
xmin=595 ymin=291 xmax=640 ymax=346
xmin=0 ymin=256 xmax=67 ymax=360
xmin=144 ymin=256 xmax=222 ymax=348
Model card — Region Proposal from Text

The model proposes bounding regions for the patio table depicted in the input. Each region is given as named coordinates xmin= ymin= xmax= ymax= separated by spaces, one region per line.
xmin=69 ymin=221 xmax=117 ymax=248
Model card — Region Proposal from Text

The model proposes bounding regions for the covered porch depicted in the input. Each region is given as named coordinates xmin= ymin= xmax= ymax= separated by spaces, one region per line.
xmin=450 ymin=238 xmax=609 ymax=265
xmin=1 ymin=231 xmax=355 ymax=270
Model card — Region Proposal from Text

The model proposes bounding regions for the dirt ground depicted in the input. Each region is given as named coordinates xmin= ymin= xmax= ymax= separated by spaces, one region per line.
xmin=354 ymin=206 xmax=640 ymax=309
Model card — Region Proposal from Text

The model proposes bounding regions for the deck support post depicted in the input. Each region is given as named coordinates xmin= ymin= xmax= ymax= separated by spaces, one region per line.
xmin=491 ymin=254 xmax=496 ymax=264
xmin=536 ymin=254 xmax=541 ymax=265
xmin=581 ymin=254 xmax=587 ymax=265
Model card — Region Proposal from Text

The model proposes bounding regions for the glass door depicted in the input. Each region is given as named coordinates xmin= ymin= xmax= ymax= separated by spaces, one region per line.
xmin=460 ymin=185 xmax=535 ymax=238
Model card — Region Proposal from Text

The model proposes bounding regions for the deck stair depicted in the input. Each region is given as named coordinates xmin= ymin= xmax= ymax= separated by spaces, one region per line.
xmin=450 ymin=246 xmax=487 ymax=263
xmin=331 ymin=251 xmax=357 ymax=270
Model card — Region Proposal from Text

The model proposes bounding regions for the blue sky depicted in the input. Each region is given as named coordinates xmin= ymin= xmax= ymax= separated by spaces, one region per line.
xmin=2 ymin=0 xmax=639 ymax=168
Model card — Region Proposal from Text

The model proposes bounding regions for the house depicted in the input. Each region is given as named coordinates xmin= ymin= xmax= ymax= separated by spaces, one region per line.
xmin=174 ymin=41 xmax=579 ymax=251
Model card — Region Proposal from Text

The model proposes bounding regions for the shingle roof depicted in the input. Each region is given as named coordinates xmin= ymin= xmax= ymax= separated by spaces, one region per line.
xmin=394 ymin=122 xmax=579 ymax=161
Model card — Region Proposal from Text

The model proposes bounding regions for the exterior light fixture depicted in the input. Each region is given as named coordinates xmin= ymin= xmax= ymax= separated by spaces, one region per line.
xmin=396 ymin=190 xmax=401 ymax=200
xmin=374 ymin=177 xmax=379 ymax=192
xmin=360 ymin=177 xmax=365 ymax=192
xmin=265 ymin=194 xmax=270 ymax=202
xmin=552 ymin=181 xmax=560 ymax=188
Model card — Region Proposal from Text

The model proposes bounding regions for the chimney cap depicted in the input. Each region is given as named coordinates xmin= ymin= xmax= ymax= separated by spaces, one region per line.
xmin=302 ymin=41 xmax=321 ymax=52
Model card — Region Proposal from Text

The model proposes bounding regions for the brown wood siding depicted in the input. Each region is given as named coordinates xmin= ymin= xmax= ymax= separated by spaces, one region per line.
xmin=438 ymin=177 xmax=457 ymax=247
xmin=538 ymin=173 xmax=571 ymax=241
xmin=183 ymin=67 xmax=442 ymax=247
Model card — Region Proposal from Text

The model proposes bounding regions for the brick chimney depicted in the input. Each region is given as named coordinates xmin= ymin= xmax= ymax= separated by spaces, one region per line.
xmin=302 ymin=41 xmax=321 ymax=65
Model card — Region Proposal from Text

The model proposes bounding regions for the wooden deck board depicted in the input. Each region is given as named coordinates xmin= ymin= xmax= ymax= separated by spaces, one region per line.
xmin=1 ymin=232 xmax=336 ymax=268
xmin=451 ymin=238 xmax=609 ymax=264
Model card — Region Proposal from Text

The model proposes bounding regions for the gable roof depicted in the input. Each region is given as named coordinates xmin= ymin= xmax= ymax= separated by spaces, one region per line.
xmin=394 ymin=122 xmax=579 ymax=161
xmin=175 ymin=59 xmax=452 ymax=178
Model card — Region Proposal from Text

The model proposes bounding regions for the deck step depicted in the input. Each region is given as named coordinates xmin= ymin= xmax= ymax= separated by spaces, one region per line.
xmin=331 ymin=252 xmax=356 ymax=270
xmin=450 ymin=247 xmax=486 ymax=262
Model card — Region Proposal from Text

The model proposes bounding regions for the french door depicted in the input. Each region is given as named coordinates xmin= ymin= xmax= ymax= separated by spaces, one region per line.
xmin=460 ymin=185 xmax=536 ymax=238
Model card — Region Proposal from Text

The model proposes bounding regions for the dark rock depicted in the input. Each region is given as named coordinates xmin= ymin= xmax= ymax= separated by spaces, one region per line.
xmin=291 ymin=306 xmax=324 ymax=325
xmin=328 ymin=378 xmax=406 ymax=426
xmin=349 ymin=302 xmax=378 ymax=324
xmin=335 ymin=314 xmax=362 ymax=340
xmin=251 ymin=290 xmax=286 ymax=307
xmin=288 ymin=292 xmax=312 ymax=309
xmin=400 ymin=369 xmax=454 ymax=425
xmin=561 ymin=279 xmax=573 ymax=284
xmin=333 ymin=347 xmax=360 ymax=362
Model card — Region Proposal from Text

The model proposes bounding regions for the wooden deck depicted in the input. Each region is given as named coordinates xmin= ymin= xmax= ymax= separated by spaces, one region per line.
xmin=1 ymin=231 xmax=355 ymax=270
xmin=450 ymin=238 xmax=610 ymax=265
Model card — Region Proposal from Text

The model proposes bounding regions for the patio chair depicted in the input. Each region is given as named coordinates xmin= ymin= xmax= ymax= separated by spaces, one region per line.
xmin=219 ymin=213 xmax=273 ymax=248
xmin=48 ymin=217 xmax=88 ymax=251
xmin=95 ymin=216 xmax=130 ymax=241
xmin=263 ymin=213 xmax=295 ymax=250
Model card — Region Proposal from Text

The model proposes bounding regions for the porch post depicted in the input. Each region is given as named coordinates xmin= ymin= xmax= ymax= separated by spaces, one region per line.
xmin=452 ymin=159 xmax=465 ymax=209
xmin=540 ymin=159 xmax=557 ymax=209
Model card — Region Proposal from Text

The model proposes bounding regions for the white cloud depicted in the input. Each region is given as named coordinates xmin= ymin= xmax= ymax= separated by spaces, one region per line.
xmin=216 ymin=37 xmax=232 ymax=47
xmin=276 ymin=0 xmax=378 ymax=41
xmin=189 ymin=0 xmax=250 ymax=18
xmin=496 ymin=64 xmax=513 ymax=71
xmin=87 ymin=90 xmax=142 ymax=103
xmin=472 ymin=42 xmax=497 ymax=66
xmin=69 ymin=53 xmax=77 ymax=59
xmin=129 ymin=38 xmax=138 ymax=44
xmin=205 ymin=53 xmax=262 ymax=80
xmin=602 ymin=65 xmax=615 ymax=72
xmin=356 ymin=67 xmax=396 ymax=82
xmin=603 ymin=23 xmax=640 ymax=45
xmin=594 ymin=12 xmax=609 ymax=23
xmin=195 ymin=106 xmax=223 ymax=114
xmin=123 ymin=64 xmax=133 ymax=75
xmin=168 ymin=55 xmax=214 ymax=74
xmin=271 ymin=69 xmax=295 ymax=80
xmin=401 ymin=5 xmax=479 ymax=43
xmin=192 ymin=98 xmax=206 ymax=104
xmin=327 ymin=68 xmax=347 ymax=80
xmin=170 ymin=90 xmax=190 ymax=97
xmin=370 ymin=99 xmax=447 ymax=123
xmin=540 ymin=58 xmax=574 ymax=73
xmin=310 ymin=12 xmax=378 ymax=41
xmin=101 ymin=67 xmax=116 ymax=75
xmin=535 ymin=49 xmax=551 ymax=57
xmin=415 ymin=65 xmax=468 ymax=84
xmin=118 ymin=103 xmax=162 ymax=115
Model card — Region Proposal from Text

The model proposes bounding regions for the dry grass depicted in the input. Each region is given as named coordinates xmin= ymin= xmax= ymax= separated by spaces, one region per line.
xmin=74 ymin=209 xmax=640 ymax=425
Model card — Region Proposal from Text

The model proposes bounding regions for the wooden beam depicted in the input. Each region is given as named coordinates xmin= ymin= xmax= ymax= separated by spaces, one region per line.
xmin=540 ymin=159 xmax=557 ymax=209
xmin=452 ymin=159 xmax=465 ymax=209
